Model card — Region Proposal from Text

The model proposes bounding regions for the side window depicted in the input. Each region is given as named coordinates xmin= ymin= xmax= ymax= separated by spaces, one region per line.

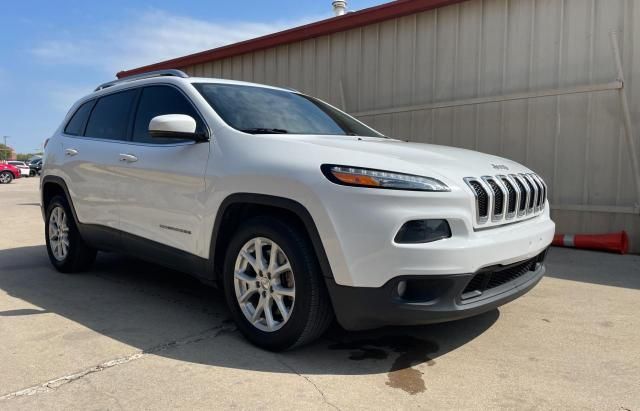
xmin=64 ymin=100 xmax=95 ymax=136
xmin=85 ymin=90 xmax=137 ymax=140
xmin=132 ymin=86 xmax=204 ymax=144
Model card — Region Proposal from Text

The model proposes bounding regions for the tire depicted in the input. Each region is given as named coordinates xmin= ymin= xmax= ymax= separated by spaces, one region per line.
xmin=29 ymin=170 xmax=36 ymax=177
xmin=45 ymin=195 xmax=97 ymax=273
xmin=0 ymin=171 xmax=13 ymax=184
xmin=223 ymin=216 xmax=333 ymax=351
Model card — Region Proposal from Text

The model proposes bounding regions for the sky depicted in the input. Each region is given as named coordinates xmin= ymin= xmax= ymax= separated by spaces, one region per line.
xmin=0 ymin=0 xmax=386 ymax=153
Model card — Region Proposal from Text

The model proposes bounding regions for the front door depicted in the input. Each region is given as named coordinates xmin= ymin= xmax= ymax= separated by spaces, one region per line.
xmin=117 ymin=85 xmax=210 ymax=256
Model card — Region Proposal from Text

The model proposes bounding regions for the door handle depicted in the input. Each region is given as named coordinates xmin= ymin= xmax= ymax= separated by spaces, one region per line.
xmin=65 ymin=148 xmax=79 ymax=156
xmin=119 ymin=153 xmax=138 ymax=163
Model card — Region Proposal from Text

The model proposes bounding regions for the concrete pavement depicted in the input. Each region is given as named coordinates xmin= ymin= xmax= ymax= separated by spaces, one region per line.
xmin=1 ymin=177 xmax=639 ymax=410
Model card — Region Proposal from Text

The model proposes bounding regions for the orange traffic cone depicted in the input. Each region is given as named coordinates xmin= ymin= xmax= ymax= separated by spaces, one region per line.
xmin=552 ymin=231 xmax=629 ymax=255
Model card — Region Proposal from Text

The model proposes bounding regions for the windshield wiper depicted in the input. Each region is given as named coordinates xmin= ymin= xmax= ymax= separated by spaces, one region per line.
xmin=240 ymin=128 xmax=289 ymax=134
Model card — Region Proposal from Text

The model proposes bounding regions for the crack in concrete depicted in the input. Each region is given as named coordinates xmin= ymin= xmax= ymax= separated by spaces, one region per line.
xmin=0 ymin=324 xmax=235 ymax=401
xmin=274 ymin=356 xmax=341 ymax=411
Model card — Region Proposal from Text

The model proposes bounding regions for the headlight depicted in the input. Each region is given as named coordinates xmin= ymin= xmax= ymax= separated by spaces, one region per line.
xmin=321 ymin=165 xmax=450 ymax=192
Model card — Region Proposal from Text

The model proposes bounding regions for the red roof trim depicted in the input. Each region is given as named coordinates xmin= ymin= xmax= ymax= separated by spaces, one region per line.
xmin=117 ymin=0 xmax=467 ymax=79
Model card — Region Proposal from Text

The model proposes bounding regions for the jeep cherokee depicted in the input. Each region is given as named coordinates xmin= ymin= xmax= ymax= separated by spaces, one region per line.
xmin=41 ymin=70 xmax=555 ymax=351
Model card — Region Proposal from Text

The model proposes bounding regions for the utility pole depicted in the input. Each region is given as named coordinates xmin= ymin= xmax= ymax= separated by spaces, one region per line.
xmin=1 ymin=136 xmax=7 ymax=161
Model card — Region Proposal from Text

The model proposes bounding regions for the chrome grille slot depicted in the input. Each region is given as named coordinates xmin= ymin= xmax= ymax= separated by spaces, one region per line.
xmin=531 ymin=175 xmax=543 ymax=210
xmin=520 ymin=174 xmax=538 ymax=214
xmin=464 ymin=173 xmax=547 ymax=226
xmin=531 ymin=174 xmax=546 ymax=208
xmin=512 ymin=175 xmax=528 ymax=215
xmin=464 ymin=178 xmax=489 ymax=223
xmin=483 ymin=177 xmax=506 ymax=221
xmin=500 ymin=176 xmax=517 ymax=217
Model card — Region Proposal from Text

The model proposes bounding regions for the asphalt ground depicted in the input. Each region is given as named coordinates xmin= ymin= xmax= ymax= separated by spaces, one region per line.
xmin=1 ymin=177 xmax=639 ymax=410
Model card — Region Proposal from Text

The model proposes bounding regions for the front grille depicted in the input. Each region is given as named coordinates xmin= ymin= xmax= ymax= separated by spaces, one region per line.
xmin=461 ymin=251 xmax=546 ymax=300
xmin=464 ymin=173 xmax=547 ymax=226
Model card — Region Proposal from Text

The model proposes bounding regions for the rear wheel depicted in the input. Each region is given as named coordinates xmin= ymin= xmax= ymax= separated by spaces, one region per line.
xmin=0 ymin=171 xmax=13 ymax=184
xmin=45 ymin=195 xmax=97 ymax=273
xmin=223 ymin=216 xmax=333 ymax=351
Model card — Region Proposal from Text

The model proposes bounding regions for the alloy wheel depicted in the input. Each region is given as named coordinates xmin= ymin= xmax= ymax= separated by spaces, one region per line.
xmin=234 ymin=237 xmax=296 ymax=332
xmin=48 ymin=206 xmax=70 ymax=261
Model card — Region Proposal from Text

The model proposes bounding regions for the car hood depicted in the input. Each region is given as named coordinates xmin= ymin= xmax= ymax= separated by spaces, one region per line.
xmin=281 ymin=135 xmax=533 ymax=184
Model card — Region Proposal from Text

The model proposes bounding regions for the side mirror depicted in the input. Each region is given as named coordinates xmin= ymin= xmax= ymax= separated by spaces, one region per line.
xmin=148 ymin=114 xmax=208 ymax=141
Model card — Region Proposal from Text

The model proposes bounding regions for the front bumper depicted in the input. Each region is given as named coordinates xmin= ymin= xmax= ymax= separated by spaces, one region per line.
xmin=326 ymin=250 xmax=547 ymax=330
xmin=314 ymin=180 xmax=555 ymax=287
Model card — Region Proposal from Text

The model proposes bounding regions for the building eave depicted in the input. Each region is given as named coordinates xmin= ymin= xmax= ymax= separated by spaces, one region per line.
xmin=116 ymin=0 xmax=467 ymax=79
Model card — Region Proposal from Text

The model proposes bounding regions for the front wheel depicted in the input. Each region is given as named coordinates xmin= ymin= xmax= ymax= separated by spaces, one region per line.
xmin=0 ymin=171 xmax=13 ymax=184
xmin=223 ymin=216 xmax=333 ymax=351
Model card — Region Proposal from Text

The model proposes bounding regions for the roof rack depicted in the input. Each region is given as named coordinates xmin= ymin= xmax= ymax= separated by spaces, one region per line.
xmin=94 ymin=69 xmax=189 ymax=92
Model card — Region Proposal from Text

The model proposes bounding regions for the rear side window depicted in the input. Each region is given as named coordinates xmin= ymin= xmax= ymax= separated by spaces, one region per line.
xmin=64 ymin=100 xmax=95 ymax=136
xmin=132 ymin=86 xmax=204 ymax=144
xmin=85 ymin=90 xmax=137 ymax=140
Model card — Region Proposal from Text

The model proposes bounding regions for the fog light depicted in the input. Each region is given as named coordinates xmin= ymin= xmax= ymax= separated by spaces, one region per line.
xmin=397 ymin=280 xmax=407 ymax=297
xmin=394 ymin=219 xmax=451 ymax=244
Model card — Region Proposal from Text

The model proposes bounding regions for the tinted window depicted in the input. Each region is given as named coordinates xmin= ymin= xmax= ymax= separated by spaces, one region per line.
xmin=85 ymin=90 xmax=137 ymax=140
xmin=64 ymin=100 xmax=95 ymax=136
xmin=132 ymin=86 xmax=203 ymax=144
xmin=194 ymin=83 xmax=383 ymax=137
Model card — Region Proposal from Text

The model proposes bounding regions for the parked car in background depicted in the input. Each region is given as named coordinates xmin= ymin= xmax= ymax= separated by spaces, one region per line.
xmin=7 ymin=161 xmax=31 ymax=177
xmin=0 ymin=163 xmax=21 ymax=184
xmin=29 ymin=158 xmax=42 ymax=176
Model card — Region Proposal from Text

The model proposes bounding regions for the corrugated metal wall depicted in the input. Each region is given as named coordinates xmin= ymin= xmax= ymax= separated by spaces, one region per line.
xmin=182 ymin=0 xmax=640 ymax=252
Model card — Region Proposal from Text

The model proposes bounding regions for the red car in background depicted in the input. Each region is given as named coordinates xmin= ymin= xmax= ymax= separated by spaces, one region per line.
xmin=0 ymin=162 xmax=21 ymax=184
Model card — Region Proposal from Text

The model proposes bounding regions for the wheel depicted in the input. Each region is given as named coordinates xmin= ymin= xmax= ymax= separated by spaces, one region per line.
xmin=0 ymin=171 xmax=13 ymax=184
xmin=223 ymin=216 xmax=333 ymax=351
xmin=29 ymin=170 xmax=36 ymax=177
xmin=45 ymin=195 xmax=97 ymax=273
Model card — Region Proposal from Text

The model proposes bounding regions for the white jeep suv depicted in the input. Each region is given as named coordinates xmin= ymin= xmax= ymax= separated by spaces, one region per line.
xmin=41 ymin=70 xmax=555 ymax=351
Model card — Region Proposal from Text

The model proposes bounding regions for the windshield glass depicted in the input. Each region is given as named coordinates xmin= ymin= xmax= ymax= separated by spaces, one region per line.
xmin=193 ymin=83 xmax=384 ymax=137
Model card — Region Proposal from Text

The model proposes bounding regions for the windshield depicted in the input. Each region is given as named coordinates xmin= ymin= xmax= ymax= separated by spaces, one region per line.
xmin=193 ymin=83 xmax=384 ymax=137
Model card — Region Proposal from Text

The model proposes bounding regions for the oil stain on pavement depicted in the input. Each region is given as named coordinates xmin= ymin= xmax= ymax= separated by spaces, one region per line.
xmin=329 ymin=335 xmax=438 ymax=395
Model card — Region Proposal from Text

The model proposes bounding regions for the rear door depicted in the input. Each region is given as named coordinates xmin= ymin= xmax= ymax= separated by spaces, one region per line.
xmin=60 ymin=89 xmax=138 ymax=234
xmin=117 ymin=85 xmax=210 ymax=255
